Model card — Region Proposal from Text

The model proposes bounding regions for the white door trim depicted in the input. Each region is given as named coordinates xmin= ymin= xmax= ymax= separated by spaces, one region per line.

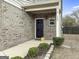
xmin=35 ymin=18 xmax=45 ymax=39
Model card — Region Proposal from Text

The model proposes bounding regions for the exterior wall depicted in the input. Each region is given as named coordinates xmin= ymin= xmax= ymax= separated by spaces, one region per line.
xmin=44 ymin=14 xmax=56 ymax=40
xmin=0 ymin=1 xmax=34 ymax=51
xmin=44 ymin=18 xmax=56 ymax=40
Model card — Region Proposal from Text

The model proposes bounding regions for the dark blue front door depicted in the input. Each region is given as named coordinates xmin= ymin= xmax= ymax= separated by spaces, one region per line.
xmin=36 ymin=19 xmax=44 ymax=38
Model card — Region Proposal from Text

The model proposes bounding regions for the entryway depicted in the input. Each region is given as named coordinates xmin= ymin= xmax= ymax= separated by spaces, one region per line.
xmin=35 ymin=18 xmax=44 ymax=39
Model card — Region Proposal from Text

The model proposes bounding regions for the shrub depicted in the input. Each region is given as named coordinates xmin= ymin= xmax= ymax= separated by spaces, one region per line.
xmin=53 ymin=37 xmax=64 ymax=47
xmin=38 ymin=43 xmax=49 ymax=50
xmin=28 ymin=47 xmax=38 ymax=57
xmin=11 ymin=56 xmax=23 ymax=59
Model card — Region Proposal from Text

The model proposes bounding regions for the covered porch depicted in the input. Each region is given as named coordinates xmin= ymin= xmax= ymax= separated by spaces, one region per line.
xmin=23 ymin=1 xmax=62 ymax=40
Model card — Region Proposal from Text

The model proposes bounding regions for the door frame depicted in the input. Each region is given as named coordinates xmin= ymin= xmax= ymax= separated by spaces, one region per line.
xmin=35 ymin=18 xmax=45 ymax=39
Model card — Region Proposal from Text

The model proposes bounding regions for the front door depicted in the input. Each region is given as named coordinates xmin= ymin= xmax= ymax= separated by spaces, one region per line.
xmin=36 ymin=18 xmax=44 ymax=38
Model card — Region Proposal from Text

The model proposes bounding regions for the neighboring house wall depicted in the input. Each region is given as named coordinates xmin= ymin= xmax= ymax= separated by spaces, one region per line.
xmin=0 ymin=1 xmax=34 ymax=51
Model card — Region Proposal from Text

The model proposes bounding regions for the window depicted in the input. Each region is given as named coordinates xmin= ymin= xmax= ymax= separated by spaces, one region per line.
xmin=49 ymin=18 xmax=55 ymax=26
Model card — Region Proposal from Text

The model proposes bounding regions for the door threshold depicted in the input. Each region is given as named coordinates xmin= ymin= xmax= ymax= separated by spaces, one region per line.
xmin=35 ymin=38 xmax=41 ymax=40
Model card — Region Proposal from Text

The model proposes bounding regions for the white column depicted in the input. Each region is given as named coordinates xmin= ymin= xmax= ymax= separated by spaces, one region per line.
xmin=56 ymin=0 xmax=62 ymax=37
xmin=56 ymin=8 xmax=62 ymax=37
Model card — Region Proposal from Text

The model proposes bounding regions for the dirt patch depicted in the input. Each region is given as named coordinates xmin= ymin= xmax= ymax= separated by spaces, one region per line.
xmin=51 ymin=47 xmax=79 ymax=59
xmin=51 ymin=34 xmax=79 ymax=59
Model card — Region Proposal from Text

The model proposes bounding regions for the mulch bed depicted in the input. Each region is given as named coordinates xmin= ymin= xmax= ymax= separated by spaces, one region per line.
xmin=24 ymin=45 xmax=51 ymax=59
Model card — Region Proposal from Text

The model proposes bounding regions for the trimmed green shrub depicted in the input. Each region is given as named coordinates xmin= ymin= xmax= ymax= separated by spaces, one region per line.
xmin=53 ymin=37 xmax=64 ymax=47
xmin=38 ymin=43 xmax=49 ymax=50
xmin=11 ymin=56 xmax=23 ymax=59
xmin=28 ymin=47 xmax=38 ymax=57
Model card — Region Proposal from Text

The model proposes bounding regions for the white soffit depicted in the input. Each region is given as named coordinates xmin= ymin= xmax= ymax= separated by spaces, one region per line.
xmin=4 ymin=0 xmax=21 ymax=9
xmin=4 ymin=0 xmax=33 ymax=9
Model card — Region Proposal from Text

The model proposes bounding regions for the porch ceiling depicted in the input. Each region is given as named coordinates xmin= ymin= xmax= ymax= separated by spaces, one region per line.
xmin=23 ymin=2 xmax=58 ymax=12
xmin=28 ymin=9 xmax=56 ymax=14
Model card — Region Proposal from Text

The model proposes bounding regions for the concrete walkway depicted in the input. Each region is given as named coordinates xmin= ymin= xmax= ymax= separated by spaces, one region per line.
xmin=0 ymin=40 xmax=52 ymax=58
